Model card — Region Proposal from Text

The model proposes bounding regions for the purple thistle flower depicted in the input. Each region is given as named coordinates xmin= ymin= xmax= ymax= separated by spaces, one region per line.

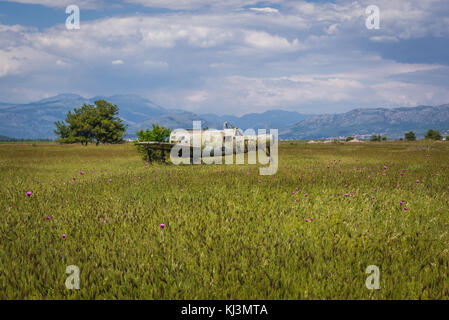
xmin=160 ymin=224 xmax=165 ymax=229
xmin=61 ymin=234 xmax=66 ymax=239
xmin=26 ymin=192 xmax=32 ymax=197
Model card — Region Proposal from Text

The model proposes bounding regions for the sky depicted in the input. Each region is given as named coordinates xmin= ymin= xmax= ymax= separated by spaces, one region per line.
xmin=0 ymin=0 xmax=449 ymax=115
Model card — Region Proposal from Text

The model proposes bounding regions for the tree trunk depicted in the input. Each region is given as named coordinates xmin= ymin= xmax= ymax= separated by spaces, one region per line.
xmin=146 ymin=148 xmax=151 ymax=164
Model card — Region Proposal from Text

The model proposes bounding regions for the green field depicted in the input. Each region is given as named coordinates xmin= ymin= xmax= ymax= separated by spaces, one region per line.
xmin=0 ymin=141 xmax=448 ymax=299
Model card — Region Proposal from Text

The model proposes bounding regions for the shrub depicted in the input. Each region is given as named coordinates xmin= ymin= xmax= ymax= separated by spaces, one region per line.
xmin=135 ymin=124 xmax=171 ymax=162
xmin=424 ymin=129 xmax=443 ymax=141
xmin=404 ymin=131 xmax=416 ymax=141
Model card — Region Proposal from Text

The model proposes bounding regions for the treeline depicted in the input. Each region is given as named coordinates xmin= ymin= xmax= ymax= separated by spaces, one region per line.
xmin=0 ymin=137 xmax=54 ymax=142
xmin=343 ymin=129 xmax=448 ymax=142
xmin=401 ymin=129 xmax=447 ymax=141
xmin=364 ymin=129 xmax=448 ymax=142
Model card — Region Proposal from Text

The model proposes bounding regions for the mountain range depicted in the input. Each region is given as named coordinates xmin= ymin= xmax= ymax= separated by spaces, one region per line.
xmin=280 ymin=104 xmax=449 ymax=140
xmin=0 ymin=94 xmax=312 ymax=139
xmin=0 ymin=93 xmax=448 ymax=140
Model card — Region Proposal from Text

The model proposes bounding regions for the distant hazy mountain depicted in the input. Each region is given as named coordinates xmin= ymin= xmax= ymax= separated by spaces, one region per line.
xmin=138 ymin=112 xmax=214 ymax=131
xmin=280 ymin=104 xmax=449 ymax=140
xmin=201 ymin=110 xmax=312 ymax=130
xmin=0 ymin=94 xmax=90 ymax=139
xmin=0 ymin=93 xmax=197 ymax=139
xmin=0 ymin=134 xmax=13 ymax=141
xmin=1 ymin=94 xmax=447 ymax=140
xmin=0 ymin=94 xmax=312 ymax=139
xmin=89 ymin=94 xmax=166 ymax=126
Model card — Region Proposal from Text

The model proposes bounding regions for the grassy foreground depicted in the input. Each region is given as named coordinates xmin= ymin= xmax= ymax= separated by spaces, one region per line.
xmin=0 ymin=141 xmax=448 ymax=299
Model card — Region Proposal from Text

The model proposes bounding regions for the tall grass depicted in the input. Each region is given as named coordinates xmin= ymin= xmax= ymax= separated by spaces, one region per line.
xmin=0 ymin=141 xmax=448 ymax=299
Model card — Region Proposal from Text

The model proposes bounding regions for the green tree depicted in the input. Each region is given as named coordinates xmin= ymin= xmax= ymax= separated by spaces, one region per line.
xmin=345 ymin=136 xmax=354 ymax=142
xmin=424 ymin=129 xmax=443 ymax=141
xmin=54 ymin=100 xmax=126 ymax=145
xmin=382 ymin=136 xmax=387 ymax=141
xmin=91 ymin=100 xmax=127 ymax=145
xmin=137 ymin=124 xmax=171 ymax=143
xmin=135 ymin=124 xmax=171 ymax=162
xmin=404 ymin=131 xmax=416 ymax=141
xmin=370 ymin=135 xmax=381 ymax=142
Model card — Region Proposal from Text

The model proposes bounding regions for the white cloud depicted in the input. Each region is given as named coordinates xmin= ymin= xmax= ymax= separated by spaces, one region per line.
xmin=244 ymin=31 xmax=299 ymax=51
xmin=143 ymin=60 xmax=168 ymax=68
xmin=0 ymin=45 xmax=58 ymax=77
xmin=3 ymin=0 xmax=105 ymax=9
xmin=124 ymin=0 xmax=272 ymax=10
xmin=187 ymin=91 xmax=208 ymax=103
xmin=369 ymin=36 xmax=399 ymax=43
xmin=249 ymin=7 xmax=279 ymax=14
xmin=286 ymin=0 xmax=449 ymax=40
xmin=169 ymin=54 xmax=448 ymax=114
xmin=1 ymin=1 xmax=449 ymax=114
xmin=372 ymin=81 xmax=449 ymax=106
xmin=55 ymin=59 xmax=70 ymax=67
xmin=326 ymin=24 xmax=338 ymax=35
xmin=0 ymin=24 xmax=30 ymax=32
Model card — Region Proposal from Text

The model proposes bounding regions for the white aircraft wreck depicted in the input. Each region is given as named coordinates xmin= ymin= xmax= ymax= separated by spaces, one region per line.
xmin=135 ymin=121 xmax=278 ymax=174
